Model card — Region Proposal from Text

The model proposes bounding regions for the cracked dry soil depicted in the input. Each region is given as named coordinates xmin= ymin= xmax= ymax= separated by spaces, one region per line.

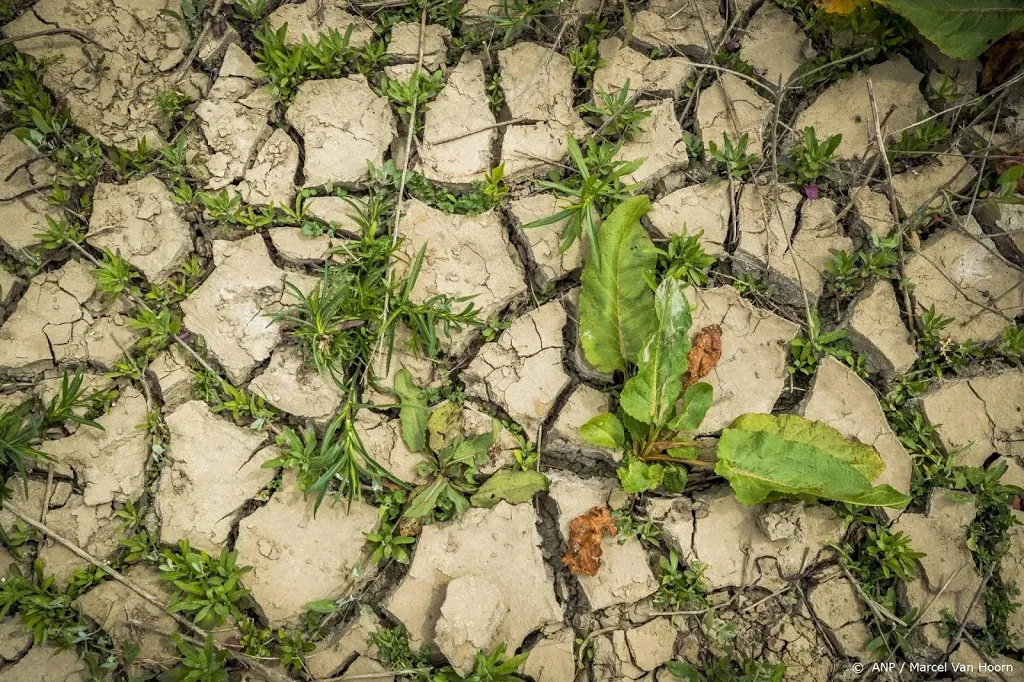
xmin=1 ymin=0 xmax=1024 ymax=681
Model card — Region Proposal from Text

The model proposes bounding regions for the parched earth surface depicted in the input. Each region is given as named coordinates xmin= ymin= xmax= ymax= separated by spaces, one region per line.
xmin=1 ymin=1 xmax=1024 ymax=681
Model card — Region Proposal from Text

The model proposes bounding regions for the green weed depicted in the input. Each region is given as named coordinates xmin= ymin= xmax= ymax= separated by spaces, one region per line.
xmin=486 ymin=0 xmax=559 ymax=47
xmin=579 ymin=81 xmax=650 ymax=141
xmin=161 ymin=0 xmax=207 ymax=39
xmin=889 ymin=112 xmax=950 ymax=169
xmin=525 ymin=136 xmax=643 ymax=264
xmin=158 ymin=540 xmax=252 ymax=629
xmin=91 ymin=250 xmax=139 ymax=297
xmin=787 ymin=312 xmax=865 ymax=377
xmin=654 ymin=549 xmax=709 ymax=611
xmin=364 ymin=522 xmax=416 ymax=564
xmin=708 ymin=132 xmax=757 ymax=180
xmin=379 ymin=69 xmax=444 ymax=134
xmin=254 ymin=24 xmax=357 ymax=102
xmin=265 ymin=404 xmax=399 ymax=511
xmin=42 ymin=368 xmax=100 ymax=429
xmin=234 ymin=0 xmax=270 ymax=22
xmin=167 ymin=634 xmax=230 ymax=682
xmin=130 ymin=307 xmax=182 ymax=354
xmin=653 ymin=232 xmax=716 ymax=287
xmin=784 ymin=127 xmax=842 ymax=187
xmin=1001 ymin=325 xmax=1024 ymax=362
xmin=485 ymin=71 xmax=505 ymax=111
xmin=612 ymin=508 xmax=662 ymax=547
xmin=157 ymin=89 xmax=192 ymax=127
xmin=825 ymin=232 xmax=900 ymax=297
xmin=372 ymin=626 xmax=432 ymax=678
xmin=569 ymin=39 xmax=605 ymax=86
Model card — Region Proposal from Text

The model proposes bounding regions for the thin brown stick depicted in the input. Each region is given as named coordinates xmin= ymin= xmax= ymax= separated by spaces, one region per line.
xmin=5 ymin=505 xmax=299 ymax=682
xmin=0 ymin=28 xmax=104 ymax=51
xmin=172 ymin=0 xmax=226 ymax=84
xmin=320 ymin=668 xmax=434 ymax=681
xmin=40 ymin=465 xmax=53 ymax=524
xmin=867 ymin=78 xmax=920 ymax=335
xmin=361 ymin=6 xmax=428 ymax=388
xmin=430 ymin=117 xmax=527 ymax=146
xmin=0 ymin=185 xmax=54 ymax=202
xmin=838 ymin=561 xmax=907 ymax=628
xmin=943 ymin=561 xmax=996 ymax=662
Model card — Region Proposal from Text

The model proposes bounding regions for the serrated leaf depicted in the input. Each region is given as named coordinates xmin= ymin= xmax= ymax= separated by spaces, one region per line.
xmin=716 ymin=414 xmax=911 ymax=509
xmin=878 ymin=0 xmax=1024 ymax=60
xmin=620 ymin=278 xmax=692 ymax=426
xmin=617 ymin=459 xmax=664 ymax=493
xmin=394 ymin=369 xmax=428 ymax=453
xmin=669 ymin=382 xmax=713 ymax=432
xmin=580 ymin=412 xmax=625 ymax=449
xmin=579 ymin=195 xmax=658 ymax=373
xmin=470 ymin=470 xmax=549 ymax=508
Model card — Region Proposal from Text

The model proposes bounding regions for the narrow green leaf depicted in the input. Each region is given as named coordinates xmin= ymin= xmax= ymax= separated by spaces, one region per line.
xmin=305 ymin=599 xmax=338 ymax=614
xmin=579 ymin=412 xmax=625 ymax=449
xmin=393 ymin=369 xmax=428 ymax=453
xmin=470 ymin=470 xmax=549 ymax=508
xmin=403 ymin=478 xmax=447 ymax=518
xmin=620 ymin=278 xmax=692 ymax=426
xmin=579 ymin=195 xmax=657 ymax=373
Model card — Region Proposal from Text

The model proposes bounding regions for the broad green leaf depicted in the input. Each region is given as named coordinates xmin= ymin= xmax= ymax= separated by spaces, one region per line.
xmin=727 ymin=413 xmax=883 ymax=480
xmin=579 ymin=195 xmax=658 ymax=373
xmin=620 ymin=278 xmax=692 ymax=426
xmin=668 ymin=382 xmax=713 ymax=432
xmin=394 ymin=369 xmax=428 ymax=453
xmin=617 ymin=459 xmax=664 ymax=493
xmin=666 ymin=446 xmax=699 ymax=460
xmin=716 ymin=414 xmax=911 ymax=509
xmin=404 ymin=478 xmax=447 ymax=518
xmin=580 ymin=412 xmax=625 ymax=449
xmin=470 ymin=470 xmax=550 ymax=508
xmin=663 ymin=466 xmax=688 ymax=494
xmin=427 ymin=401 xmax=462 ymax=453
xmin=448 ymin=427 xmax=498 ymax=468
xmin=879 ymin=0 xmax=1024 ymax=60
xmin=664 ymin=661 xmax=701 ymax=682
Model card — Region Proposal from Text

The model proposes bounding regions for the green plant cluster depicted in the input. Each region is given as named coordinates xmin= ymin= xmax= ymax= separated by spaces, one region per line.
xmin=523 ymin=136 xmax=644 ymax=263
xmin=373 ymin=625 xmax=530 ymax=681
xmin=576 ymin=197 xmax=908 ymax=509
xmin=787 ymin=312 xmax=867 ymax=378
xmin=825 ymin=232 xmax=900 ymax=298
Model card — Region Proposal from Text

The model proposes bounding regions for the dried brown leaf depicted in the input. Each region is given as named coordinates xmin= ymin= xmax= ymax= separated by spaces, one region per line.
xmin=981 ymin=28 xmax=1024 ymax=93
xmin=561 ymin=505 xmax=617 ymax=576
xmin=684 ymin=324 xmax=723 ymax=388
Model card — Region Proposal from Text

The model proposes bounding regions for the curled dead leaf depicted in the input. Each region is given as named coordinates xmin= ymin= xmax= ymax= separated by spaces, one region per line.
xmin=684 ymin=324 xmax=723 ymax=388
xmin=561 ymin=505 xmax=617 ymax=576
